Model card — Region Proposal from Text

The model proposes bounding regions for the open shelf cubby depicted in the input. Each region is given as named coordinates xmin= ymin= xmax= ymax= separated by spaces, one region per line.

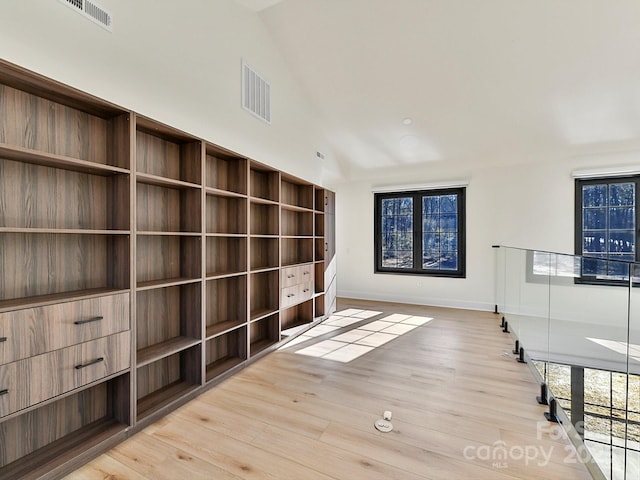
xmin=205 ymin=146 xmax=247 ymax=195
xmin=137 ymin=182 xmax=201 ymax=233
xmin=0 ymin=374 xmax=130 ymax=479
xmin=136 ymin=283 xmax=202 ymax=367
xmin=136 ymin=346 xmax=201 ymax=421
xmin=314 ymin=188 xmax=326 ymax=213
xmin=136 ymin=235 xmax=201 ymax=288
xmin=206 ymin=276 xmax=247 ymax=339
xmin=136 ymin=121 xmax=201 ymax=186
xmin=249 ymin=313 xmax=280 ymax=357
xmin=250 ymin=237 xmax=279 ymax=271
xmin=314 ymin=294 xmax=326 ymax=320
xmin=250 ymin=271 xmax=279 ymax=321
xmin=0 ymin=159 xmax=130 ymax=231
xmin=206 ymin=236 xmax=247 ymax=277
xmin=314 ymin=262 xmax=325 ymax=294
xmin=314 ymin=213 xmax=325 ymax=237
xmin=281 ymin=177 xmax=314 ymax=210
xmin=315 ymin=238 xmax=326 ymax=262
xmin=206 ymin=194 xmax=247 ymax=234
xmin=250 ymin=202 xmax=279 ymax=236
xmin=249 ymin=164 xmax=279 ymax=202
xmin=281 ymin=237 xmax=314 ymax=266
xmin=249 ymin=313 xmax=279 ymax=357
xmin=205 ymin=327 xmax=247 ymax=382
xmin=0 ymin=83 xmax=130 ymax=169
xmin=281 ymin=208 xmax=314 ymax=237
xmin=281 ymin=299 xmax=313 ymax=331
xmin=0 ymin=233 xmax=129 ymax=307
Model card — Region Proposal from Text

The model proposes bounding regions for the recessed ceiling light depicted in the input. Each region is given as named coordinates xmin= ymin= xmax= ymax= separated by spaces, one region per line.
xmin=402 ymin=118 xmax=413 ymax=125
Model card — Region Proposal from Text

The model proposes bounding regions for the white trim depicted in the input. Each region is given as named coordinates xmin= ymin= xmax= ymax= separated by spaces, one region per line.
xmin=371 ymin=179 xmax=469 ymax=193
xmin=571 ymin=166 xmax=640 ymax=179
xmin=337 ymin=289 xmax=493 ymax=312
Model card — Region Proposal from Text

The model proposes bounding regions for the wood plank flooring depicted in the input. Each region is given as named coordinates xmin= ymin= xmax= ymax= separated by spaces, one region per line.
xmin=64 ymin=298 xmax=593 ymax=480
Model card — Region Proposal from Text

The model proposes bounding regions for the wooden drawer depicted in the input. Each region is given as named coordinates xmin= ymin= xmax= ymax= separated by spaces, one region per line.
xmin=280 ymin=282 xmax=313 ymax=309
xmin=0 ymin=331 xmax=130 ymax=418
xmin=0 ymin=293 xmax=129 ymax=365
xmin=281 ymin=264 xmax=313 ymax=288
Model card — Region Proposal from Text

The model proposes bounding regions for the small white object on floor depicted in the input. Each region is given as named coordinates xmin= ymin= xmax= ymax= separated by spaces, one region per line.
xmin=374 ymin=410 xmax=393 ymax=432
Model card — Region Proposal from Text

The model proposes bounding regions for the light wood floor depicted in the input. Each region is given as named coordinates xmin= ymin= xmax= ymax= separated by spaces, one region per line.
xmin=65 ymin=299 xmax=592 ymax=480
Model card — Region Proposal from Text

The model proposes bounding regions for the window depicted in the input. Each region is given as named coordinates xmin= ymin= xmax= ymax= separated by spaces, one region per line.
xmin=374 ymin=188 xmax=465 ymax=277
xmin=575 ymin=176 xmax=639 ymax=281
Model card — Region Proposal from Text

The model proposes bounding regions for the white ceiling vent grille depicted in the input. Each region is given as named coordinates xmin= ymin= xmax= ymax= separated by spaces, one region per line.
xmin=57 ymin=0 xmax=113 ymax=31
xmin=242 ymin=61 xmax=271 ymax=124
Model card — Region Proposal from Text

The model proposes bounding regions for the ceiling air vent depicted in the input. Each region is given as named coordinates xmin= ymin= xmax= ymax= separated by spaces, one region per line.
xmin=57 ymin=0 xmax=113 ymax=32
xmin=242 ymin=61 xmax=271 ymax=124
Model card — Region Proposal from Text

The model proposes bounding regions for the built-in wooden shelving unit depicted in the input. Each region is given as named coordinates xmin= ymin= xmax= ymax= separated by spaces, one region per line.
xmin=0 ymin=59 xmax=336 ymax=480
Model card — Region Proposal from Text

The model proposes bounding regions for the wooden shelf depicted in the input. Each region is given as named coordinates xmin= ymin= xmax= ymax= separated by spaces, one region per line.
xmin=205 ymin=356 xmax=244 ymax=382
xmin=314 ymin=187 xmax=326 ymax=213
xmin=281 ymin=177 xmax=314 ymax=210
xmin=207 ymin=194 xmax=247 ymax=234
xmin=281 ymin=299 xmax=313 ymax=331
xmin=205 ymin=187 xmax=247 ymax=198
xmin=137 ymin=182 xmax=201 ymax=233
xmin=250 ymin=271 xmax=279 ymax=321
xmin=250 ymin=202 xmax=279 ymax=236
xmin=205 ymin=271 xmax=247 ymax=281
xmin=206 ymin=276 xmax=247 ymax=339
xmin=250 ymin=237 xmax=279 ymax=270
xmin=136 ymin=277 xmax=201 ymax=291
xmin=205 ymin=320 xmax=246 ymax=340
xmin=136 ymin=336 xmax=200 ymax=367
xmin=250 ymin=307 xmax=279 ymax=322
xmin=0 ymin=233 xmax=129 ymax=305
xmin=205 ymin=237 xmax=247 ymax=277
xmin=205 ymin=328 xmax=247 ymax=382
xmin=250 ymin=313 xmax=279 ymax=357
xmin=0 ymin=375 xmax=130 ymax=474
xmin=0 ymin=417 xmax=125 ymax=479
xmin=136 ymin=235 xmax=201 ymax=286
xmin=0 ymin=228 xmax=130 ymax=235
xmin=136 ymin=172 xmax=201 ymax=190
xmin=282 ymin=237 xmax=314 ymax=266
xmin=136 ymin=346 xmax=201 ymax=421
xmin=282 ymin=208 xmax=314 ymax=237
xmin=136 ymin=126 xmax=201 ymax=185
xmin=249 ymin=163 xmax=279 ymax=202
xmin=136 ymin=283 xmax=201 ymax=365
xmin=0 ymin=287 xmax=129 ymax=313
xmin=205 ymin=147 xmax=247 ymax=195
xmin=0 ymin=144 xmax=129 ymax=176
xmin=136 ymin=380 xmax=198 ymax=421
xmin=248 ymin=196 xmax=279 ymax=205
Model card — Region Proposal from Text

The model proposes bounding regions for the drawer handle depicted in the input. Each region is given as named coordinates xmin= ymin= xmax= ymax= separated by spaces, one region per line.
xmin=303 ymin=288 xmax=310 ymax=293
xmin=287 ymin=293 xmax=295 ymax=298
xmin=0 ymin=389 xmax=8 ymax=396
xmin=287 ymin=274 xmax=295 ymax=278
xmin=74 ymin=316 xmax=104 ymax=325
xmin=325 ymin=243 xmax=328 ymax=252
xmin=303 ymin=271 xmax=310 ymax=275
xmin=0 ymin=337 xmax=6 ymax=343
xmin=75 ymin=357 xmax=104 ymax=370
xmin=325 ymin=196 xmax=328 ymax=206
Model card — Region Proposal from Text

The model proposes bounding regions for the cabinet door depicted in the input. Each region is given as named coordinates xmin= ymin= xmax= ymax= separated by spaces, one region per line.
xmin=324 ymin=190 xmax=335 ymax=214
xmin=325 ymin=213 xmax=335 ymax=263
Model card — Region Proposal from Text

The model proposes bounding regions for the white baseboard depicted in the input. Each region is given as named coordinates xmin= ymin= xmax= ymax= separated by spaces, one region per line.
xmin=337 ymin=289 xmax=494 ymax=312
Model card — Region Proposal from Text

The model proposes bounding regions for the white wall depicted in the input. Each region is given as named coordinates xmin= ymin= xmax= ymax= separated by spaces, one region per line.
xmin=333 ymin=151 xmax=640 ymax=311
xmin=0 ymin=0 xmax=326 ymax=184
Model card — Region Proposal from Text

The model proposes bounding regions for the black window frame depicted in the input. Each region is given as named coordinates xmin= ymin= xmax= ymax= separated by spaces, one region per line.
xmin=574 ymin=176 xmax=640 ymax=286
xmin=374 ymin=187 xmax=466 ymax=278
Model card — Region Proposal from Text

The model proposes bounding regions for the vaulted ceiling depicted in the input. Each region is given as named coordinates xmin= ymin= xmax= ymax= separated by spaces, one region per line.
xmin=238 ymin=0 xmax=640 ymax=179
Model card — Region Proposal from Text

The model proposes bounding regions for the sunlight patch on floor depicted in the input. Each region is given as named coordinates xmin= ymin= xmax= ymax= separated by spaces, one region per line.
xmin=284 ymin=309 xmax=433 ymax=363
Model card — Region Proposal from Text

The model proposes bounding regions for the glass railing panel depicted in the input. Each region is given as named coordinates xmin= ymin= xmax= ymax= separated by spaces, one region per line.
xmin=547 ymin=255 xmax=631 ymax=480
xmin=626 ymin=263 xmax=640 ymax=478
